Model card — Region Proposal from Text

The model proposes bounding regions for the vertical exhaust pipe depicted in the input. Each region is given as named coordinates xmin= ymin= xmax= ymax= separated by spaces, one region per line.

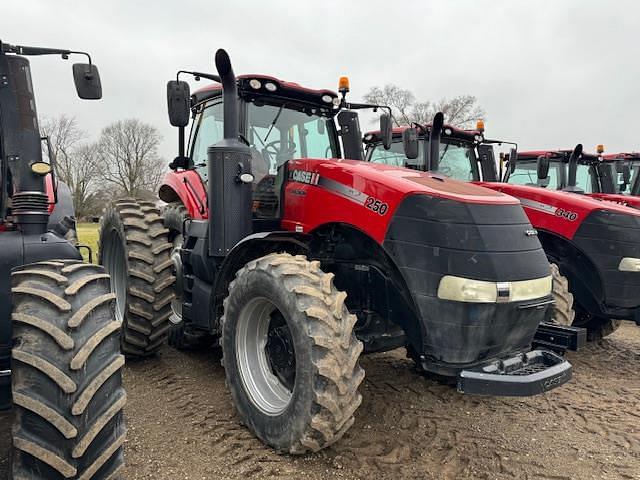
xmin=0 ymin=54 xmax=49 ymax=235
xmin=428 ymin=112 xmax=444 ymax=171
xmin=563 ymin=143 xmax=583 ymax=193
xmin=207 ymin=49 xmax=252 ymax=257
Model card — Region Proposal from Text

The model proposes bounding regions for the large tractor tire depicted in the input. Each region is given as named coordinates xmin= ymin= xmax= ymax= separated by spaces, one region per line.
xmin=550 ymin=262 xmax=620 ymax=341
xmin=549 ymin=263 xmax=575 ymax=326
xmin=221 ymin=253 xmax=364 ymax=454
xmin=10 ymin=260 xmax=126 ymax=479
xmin=162 ymin=202 xmax=213 ymax=350
xmin=99 ymin=198 xmax=175 ymax=358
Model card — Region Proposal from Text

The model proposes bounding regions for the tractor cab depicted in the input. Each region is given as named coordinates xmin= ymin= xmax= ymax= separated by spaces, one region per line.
xmin=363 ymin=120 xmax=492 ymax=182
xmin=504 ymin=149 xmax=603 ymax=193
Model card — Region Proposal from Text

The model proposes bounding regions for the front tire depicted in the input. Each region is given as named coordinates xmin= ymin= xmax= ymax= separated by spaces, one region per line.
xmin=221 ymin=253 xmax=364 ymax=454
xmin=99 ymin=198 xmax=175 ymax=358
xmin=550 ymin=262 xmax=620 ymax=341
xmin=11 ymin=261 xmax=126 ymax=479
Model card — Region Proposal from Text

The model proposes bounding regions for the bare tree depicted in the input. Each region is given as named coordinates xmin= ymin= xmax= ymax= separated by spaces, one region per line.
xmin=98 ymin=119 xmax=166 ymax=197
xmin=40 ymin=115 xmax=102 ymax=218
xmin=364 ymin=84 xmax=485 ymax=128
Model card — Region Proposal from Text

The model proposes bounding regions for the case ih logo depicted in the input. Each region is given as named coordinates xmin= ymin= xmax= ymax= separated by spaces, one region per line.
xmin=289 ymin=169 xmax=319 ymax=185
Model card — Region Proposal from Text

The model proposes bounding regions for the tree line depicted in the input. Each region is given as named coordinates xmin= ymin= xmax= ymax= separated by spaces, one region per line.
xmin=41 ymin=116 xmax=166 ymax=220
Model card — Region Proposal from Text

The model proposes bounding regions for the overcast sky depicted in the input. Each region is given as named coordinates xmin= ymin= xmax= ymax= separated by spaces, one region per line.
xmin=3 ymin=1 xmax=638 ymax=160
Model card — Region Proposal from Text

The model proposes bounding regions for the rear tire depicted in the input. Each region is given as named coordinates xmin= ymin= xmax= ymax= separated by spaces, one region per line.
xmin=11 ymin=260 xmax=126 ymax=479
xmin=99 ymin=198 xmax=175 ymax=358
xmin=221 ymin=253 xmax=364 ymax=454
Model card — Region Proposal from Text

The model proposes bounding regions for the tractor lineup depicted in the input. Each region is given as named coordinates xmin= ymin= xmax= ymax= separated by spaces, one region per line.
xmin=0 ymin=41 xmax=638 ymax=477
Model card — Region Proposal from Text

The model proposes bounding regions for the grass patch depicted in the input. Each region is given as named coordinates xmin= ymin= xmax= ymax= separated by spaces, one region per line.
xmin=77 ymin=222 xmax=100 ymax=263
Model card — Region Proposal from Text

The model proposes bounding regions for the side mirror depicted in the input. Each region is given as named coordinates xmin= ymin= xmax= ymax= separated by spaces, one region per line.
xmin=402 ymin=128 xmax=419 ymax=160
xmin=167 ymin=80 xmax=191 ymax=127
xmin=509 ymin=148 xmax=518 ymax=173
xmin=72 ymin=63 xmax=102 ymax=100
xmin=537 ymin=155 xmax=550 ymax=180
xmin=380 ymin=113 xmax=393 ymax=150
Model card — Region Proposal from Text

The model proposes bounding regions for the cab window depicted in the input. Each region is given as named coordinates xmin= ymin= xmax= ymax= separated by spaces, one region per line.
xmin=190 ymin=101 xmax=224 ymax=182
xmin=437 ymin=142 xmax=478 ymax=181
xmin=508 ymin=160 xmax=561 ymax=189
xmin=574 ymin=163 xmax=598 ymax=193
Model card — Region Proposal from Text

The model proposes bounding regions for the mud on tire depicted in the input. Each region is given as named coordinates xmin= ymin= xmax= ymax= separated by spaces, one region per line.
xmin=99 ymin=198 xmax=175 ymax=358
xmin=550 ymin=263 xmax=575 ymax=326
xmin=221 ymin=253 xmax=365 ymax=454
xmin=11 ymin=260 xmax=126 ymax=479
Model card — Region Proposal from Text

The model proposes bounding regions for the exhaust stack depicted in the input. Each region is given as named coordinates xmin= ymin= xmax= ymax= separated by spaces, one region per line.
xmin=429 ymin=112 xmax=444 ymax=171
xmin=563 ymin=144 xmax=584 ymax=193
xmin=0 ymin=54 xmax=49 ymax=235
xmin=207 ymin=49 xmax=252 ymax=257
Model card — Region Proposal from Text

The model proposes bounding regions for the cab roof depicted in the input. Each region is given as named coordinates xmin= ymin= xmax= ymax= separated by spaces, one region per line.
xmin=363 ymin=123 xmax=482 ymax=144
xmin=517 ymin=149 xmax=600 ymax=164
xmin=601 ymin=152 xmax=640 ymax=162
xmin=191 ymin=74 xmax=340 ymax=109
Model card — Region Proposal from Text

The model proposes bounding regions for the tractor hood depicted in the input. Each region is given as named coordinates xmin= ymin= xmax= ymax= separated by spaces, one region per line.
xmin=477 ymin=182 xmax=640 ymax=239
xmin=283 ymin=158 xmax=520 ymax=244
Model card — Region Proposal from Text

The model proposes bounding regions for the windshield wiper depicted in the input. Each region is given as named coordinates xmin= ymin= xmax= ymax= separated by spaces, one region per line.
xmin=264 ymin=105 xmax=284 ymax=143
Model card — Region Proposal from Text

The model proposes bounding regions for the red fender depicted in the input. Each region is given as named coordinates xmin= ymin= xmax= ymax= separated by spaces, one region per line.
xmin=158 ymin=170 xmax=208 ymax=219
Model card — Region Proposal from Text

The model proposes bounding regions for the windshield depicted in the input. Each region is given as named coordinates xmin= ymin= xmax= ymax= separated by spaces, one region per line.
xmin=246 ymin=102 xmax=336 ymax=181
xmin=367 ymin=138 xmax=478 ymax=181
xmin=190 ymin=99 xmax=337 ymax=183
xmin=507 ymin=159 xmax=598 ymax=192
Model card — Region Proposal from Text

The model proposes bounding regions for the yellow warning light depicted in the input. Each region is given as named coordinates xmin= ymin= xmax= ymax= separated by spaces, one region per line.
xmin=31 ymin=161 xmax=52 ymax=176
xmin=338 ymin=76 xmax=350 ymax=93
xmin=596 ymin=144 xmax=604 ymax=154
xmin=476 ymin=120 xmax=485 ymax=133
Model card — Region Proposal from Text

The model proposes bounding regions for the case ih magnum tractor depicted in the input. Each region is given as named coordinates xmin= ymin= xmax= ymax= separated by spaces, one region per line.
xmin=100 ymin=49 xmax=571 ymax=454
xmin=364 ymin=118 xmax=640 ymax=341
xmin=0 ymin=42 xmax=125 ymax=479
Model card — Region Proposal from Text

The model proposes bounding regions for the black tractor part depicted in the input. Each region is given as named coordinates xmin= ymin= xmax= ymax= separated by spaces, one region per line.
xmin=11 ymin=261 xmax=126 ymax=479
xmin=222 ymin=253 xmax=364 ymax=453
xmin=99 ymin=199 xmax=175 ymax=358
xmin=163 ymin=201 xmax=214 ymax=350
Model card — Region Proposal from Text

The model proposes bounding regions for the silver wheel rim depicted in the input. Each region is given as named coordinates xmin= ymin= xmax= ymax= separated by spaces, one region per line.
xmin=169 ymin=234 xmax=183 ymax=325
xmin=102 ymin=230 xmax=127 ymax=323
xmin=236 ymin=297 xmax=294 ymax=415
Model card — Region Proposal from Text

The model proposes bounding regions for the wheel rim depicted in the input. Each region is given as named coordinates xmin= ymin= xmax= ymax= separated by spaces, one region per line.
xmin=102 ymin=230 xmax=127 ymax=323
xmin=236 ymin=297 xmax=295 ymax=416
xmin=169 ymin=234 xmax=183 ymax=324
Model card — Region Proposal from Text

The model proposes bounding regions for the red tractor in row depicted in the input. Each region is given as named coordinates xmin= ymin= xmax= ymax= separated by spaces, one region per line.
xmin=99 ymin=49 xmax=572 ymax=454
xmin=364 ymin=118 xmax=640 ymax=341
xmin=509 ymin=148 xmax=640 ymax=209
xmin=0 ymin=42 xmax=125 ymax=479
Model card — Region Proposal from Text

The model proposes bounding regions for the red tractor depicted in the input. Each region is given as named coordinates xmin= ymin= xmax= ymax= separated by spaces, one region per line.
xmin=0 ymin=41 xmax=125 ymax=479
xmin=502 ymin=147 xmax=640 ymax=209
xmin=100 ymin=49 xmax=571 ymax=454
xmin=364 ymin=117 xmax=640 ymax=341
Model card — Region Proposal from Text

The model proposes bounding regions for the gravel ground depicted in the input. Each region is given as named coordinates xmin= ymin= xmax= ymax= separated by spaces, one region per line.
xmin=1 ymin=323 xmax=639 ymax=479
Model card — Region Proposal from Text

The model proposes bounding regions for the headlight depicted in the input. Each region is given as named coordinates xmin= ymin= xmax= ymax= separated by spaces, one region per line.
xmin=618 ymin=257 xmax=640 ymax=272
xmin=437 ymin=275 xmax=552 ymax=303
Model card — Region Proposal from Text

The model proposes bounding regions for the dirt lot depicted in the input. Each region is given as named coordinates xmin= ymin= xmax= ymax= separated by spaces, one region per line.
xmin=1 ymin=323 xmax=639 ymax=479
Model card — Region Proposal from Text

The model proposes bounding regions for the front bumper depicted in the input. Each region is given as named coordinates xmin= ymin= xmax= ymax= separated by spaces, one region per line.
xmin=458 ymin=349 xmax=571 ymax=396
